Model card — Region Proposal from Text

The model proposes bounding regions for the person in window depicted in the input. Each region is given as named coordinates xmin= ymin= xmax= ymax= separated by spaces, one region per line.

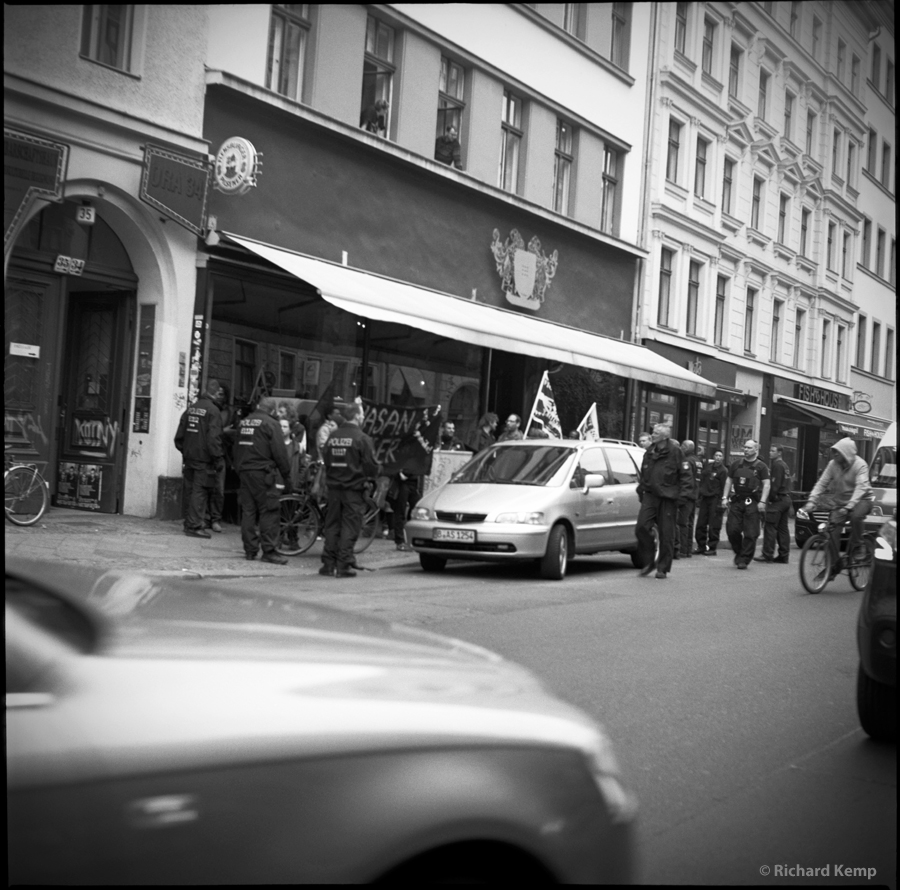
xmin=434 ymin=125 xmax=463 ymax=169
xmin=360 ymin=99 xmax=389 ymax=137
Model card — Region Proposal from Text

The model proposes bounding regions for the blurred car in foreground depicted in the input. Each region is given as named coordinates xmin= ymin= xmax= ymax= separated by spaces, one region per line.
xmin=856 ymin=517 xmax=897 ymax=742
xmin=6 ymin=557 xmax=636 ymax=884
xmin=407 ymin=439 xmax=647 ymax=579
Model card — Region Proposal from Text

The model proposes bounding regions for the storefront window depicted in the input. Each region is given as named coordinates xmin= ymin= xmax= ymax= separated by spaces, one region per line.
xmin=697 ymin=400 xmax=728 ymax=455
xmin=638 ymin=388 xmax=678 ymax=436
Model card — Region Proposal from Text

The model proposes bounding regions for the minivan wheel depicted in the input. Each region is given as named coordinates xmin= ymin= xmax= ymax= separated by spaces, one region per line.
xmin=856 ymin=663 xmax=898 ymax=742
xmin=540 ymin=525 xmax=568 ymax=580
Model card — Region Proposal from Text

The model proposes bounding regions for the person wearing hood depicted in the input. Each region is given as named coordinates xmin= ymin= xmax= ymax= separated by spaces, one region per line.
xmin=721 ymin=439 xmax=771 ymax=569
xmin=803 ymin=437 xmax=875 ymax=563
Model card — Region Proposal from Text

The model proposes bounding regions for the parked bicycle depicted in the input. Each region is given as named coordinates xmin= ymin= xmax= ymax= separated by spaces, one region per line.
xmin=276 ymin=466 xmax=385 ymax=557
xmin=797 ymin=509 xmax=876 ymax=594
xmin=4 ymin=449 xmax=50 ymax=526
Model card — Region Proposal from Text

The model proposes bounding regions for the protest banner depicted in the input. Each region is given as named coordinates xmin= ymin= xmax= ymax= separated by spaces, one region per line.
xmin=525 ymin=371 xmax=562 ymax=439
xmin=577 ymin=403 xmax=600 ymax=441
xmin=361 ymin=401 xmax=442 ymax=475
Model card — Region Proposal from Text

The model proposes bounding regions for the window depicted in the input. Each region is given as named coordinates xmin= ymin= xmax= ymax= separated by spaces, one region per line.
xmin=563 ymin=3 xmax=586 ymax=39
xmin=837 ymin=40 xmax=846 ymax=82
xmin=771 ymin=299 xmax=783 ymax=362
xmin=360 ymin=17 xmax=395 ymax=136
xmin=806 ymin=111 xmax=816 ymax=157
xmin=499 ymin=91 xmax=523 ymax=193
xmin=751 ymin=177 xmax=763 ymax=230
xmin=842 ymin=232 xmax=851 ymax=278
xmin=812 ymin=17 xmax=822 ymax=61
xmin=887 ymin=61 xmax=895 ymax=106
xmin=821 ymin=318 xmax=831 ymax=377
xmin=861 ymin=218 xmax=871 ymax=268
xmin=234 ymin=339 xmax=257 ymax=404
xmin=744 ymin=288 xmax=756 ymax=353
xmin=881 ymin=142 xmax=891 ymax=190
xmin=686 ymin=260 xmax=700 ymax=336
xmin=610 ymin=2 xmax=630 ymax=69
xmin=871 ymin=322 xmax=881 ymax=375
xmin=266 ymin=5 xmax=309 ymax=102
xmin=437 ymin=57 xmax=466 ymax=138
xmin=836 ymin=324 xmax=846 ymax=382
xmin=846 ymin=140 xmax=856 ymax=187
xmin=778 ymin=193 xmax=789 ymax=244
xmin=729 ymin=45 xmax=741 ymax=98
xmin=666 ymin=119 xmax=682 ymax=183
xmin=722 ymin=158 xmax=734 ymax=214
xmin=600 ymin=147 xmax=619 ymax=234
xmin=892 ymin=239 xmax=897 ymax=287
xmin=794 ymin=308 xmax=806 ymax=370
xmin=790 ymin=2 xmax=800 ymax=39
xmin=827 ymin=222 xmax=836 ymax=270
xmin=714 ymin=276 xmax=727 ymax=346
xmin=872 ymin=44 xmax=881 ymax=92
xmin=758 ymin=70 xmax=769 ymax=120
xmin=553 ymin=120 xmax=574 ymax=216
xmin=702 ymin=18 xmax=715 ymax=75
xmin=832 ymin=128 xmax=841 ymax=177
xmin=279 ymin=351 xmax=296 ymax=391
xmin=694 ymin=137 xmax=708 ymax=198
xmin=800 ymin=208 xmax=810 ymax=256
xmin=885 ymin=329 xmax=895 ymax=380
xmin=867 ymin=128 xmax=878 ymax=172
xmin=675 ymin=2 xmax=688 ymax=55
xmin=658 ymin=248 xmax=673 ymax=327
xmin=80 ymin=4 xmax=134 ymax=71
xmin=856 ymin=315 xmax=867 ymax=367
xmin=851 ymin=55 xmax=860 ymax=96
xmin=784 ymin=91 xmax=794 ymax=141
xmin=876 ymin=228 xmax=886 ymax=278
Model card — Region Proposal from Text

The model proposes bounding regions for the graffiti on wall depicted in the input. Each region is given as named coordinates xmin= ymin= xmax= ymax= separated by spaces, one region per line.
xmin=73 ymin=417 xmax=119 ymax=456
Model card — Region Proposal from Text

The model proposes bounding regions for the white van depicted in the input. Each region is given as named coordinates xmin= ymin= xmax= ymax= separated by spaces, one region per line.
xmin=865 ymin=421 xmax=897 ymax=531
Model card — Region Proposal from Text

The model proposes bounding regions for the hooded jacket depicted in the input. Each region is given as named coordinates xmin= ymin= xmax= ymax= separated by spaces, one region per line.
xmin=807 ymin=437 xmax=874 ymax=511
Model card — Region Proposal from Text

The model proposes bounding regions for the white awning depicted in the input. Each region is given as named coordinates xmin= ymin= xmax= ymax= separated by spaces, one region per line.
xmin=224 ymin=234 xmax=716 ymax=397
xmin=774 ymin=396 xmax=892 ymax=439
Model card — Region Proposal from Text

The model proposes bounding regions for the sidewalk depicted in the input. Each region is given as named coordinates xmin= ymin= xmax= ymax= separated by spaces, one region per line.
xmin=4 ymin=506 xmax=418 ymax=580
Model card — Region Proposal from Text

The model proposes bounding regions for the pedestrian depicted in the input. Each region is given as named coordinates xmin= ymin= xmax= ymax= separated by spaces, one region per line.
xmin=675 ymin=439 xmax=702 ymax=559
xmin=638 ymin=432 xmax=652 ymax=451
xmin=436 ymin=420 xmax=466 ymax=451
xmin=207 ymin=383 xmax=233 ymax=531
xmin=721 ymin=439 xmax=771 ymax=569
xmin=233 ymin=396 xmax=293 ymax=565
xmin=360 ymin=98 xmax=389 ymax=136
xmin=320 ymin=401 xmax=382 ymax=577
xmin=467 ymin=412 xmax=498 ymax=453
xmin=497 ymin=413 xmax=524 ymax=442
xmin=755 ymin=445 xmax=793 ymax=564
xmin=279 ymin=417 xmax=305 ymax=492
xmin=635 ymin=423 xmax=693 ymax=580
xmin=316 ymin=404 xmax=340 ymax=455
xmin=389 ymin=469 xmax=419 ymax=551
xmin=174 ymin=379 xmax=225 ymax=539
xmin=694 ymin=449 xmax=727 ymax=555
xmin=434 ymin=124 xmax=463 ymax=169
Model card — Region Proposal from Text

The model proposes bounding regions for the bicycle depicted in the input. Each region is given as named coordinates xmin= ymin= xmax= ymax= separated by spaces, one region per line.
xmin=4 ymin=449 xmax=50 ymax=526
xmin=797 ymin=509 xmax=876 ymax=594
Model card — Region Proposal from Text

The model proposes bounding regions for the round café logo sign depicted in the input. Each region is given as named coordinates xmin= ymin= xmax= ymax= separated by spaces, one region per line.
xmin=214 ymin=137 xmax=260 ymax=195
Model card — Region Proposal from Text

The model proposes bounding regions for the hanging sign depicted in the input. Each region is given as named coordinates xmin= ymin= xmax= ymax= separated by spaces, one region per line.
xmin=213 ymin=137 xmax=261 ymax=196
xmin=140 ymin=144 xmax=210 ymax=235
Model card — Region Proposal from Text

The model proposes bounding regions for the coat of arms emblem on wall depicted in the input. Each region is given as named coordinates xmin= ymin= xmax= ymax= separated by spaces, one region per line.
xmin=490 ymin=228 xmax=559 ymax=311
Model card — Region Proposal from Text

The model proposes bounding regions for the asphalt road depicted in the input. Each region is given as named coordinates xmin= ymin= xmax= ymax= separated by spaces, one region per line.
xmin=224 ymin=549 xmax=897 ymax=887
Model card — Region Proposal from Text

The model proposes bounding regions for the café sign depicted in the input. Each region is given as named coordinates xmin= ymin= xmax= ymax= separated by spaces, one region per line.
xmin=140 ymin=144 xmax=210 ymax=236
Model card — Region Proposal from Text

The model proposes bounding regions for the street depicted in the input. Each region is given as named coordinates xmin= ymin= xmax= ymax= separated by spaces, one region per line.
xmin=217 ymin=548 xmax=897 ymax=887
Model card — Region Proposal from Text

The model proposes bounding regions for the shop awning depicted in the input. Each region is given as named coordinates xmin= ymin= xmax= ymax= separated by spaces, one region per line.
xmin=775 ymin=396 xmax=892 ymax=440
xmin=224 ymin=234 xmax=716 ymax=398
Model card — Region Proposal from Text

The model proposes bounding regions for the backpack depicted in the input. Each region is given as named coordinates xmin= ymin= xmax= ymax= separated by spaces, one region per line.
xmin=732 ymin=460 xmax=762 ymax=495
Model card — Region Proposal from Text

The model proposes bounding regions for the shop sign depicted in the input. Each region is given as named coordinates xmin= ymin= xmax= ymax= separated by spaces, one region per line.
xmin=213 ymin=136 xmax=261 ymax=196
xmin=490 ymin=228 xmax=558 ymax=312
xmin=140 ymin=144 xmax=210 ymax=236
xmin=4 ymin=127 xmax=69 ymax=251
xmin=794 ymin=383 xmax=848 ymax=411
xmin=851 ymin=391 xmax=873 ymax=414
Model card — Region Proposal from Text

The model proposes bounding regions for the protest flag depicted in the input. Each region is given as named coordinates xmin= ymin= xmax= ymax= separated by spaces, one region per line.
xmin=577 ymin=403 xmax=601 ymax=441
xmin=525 ymin=371 xmax=563 ymax=439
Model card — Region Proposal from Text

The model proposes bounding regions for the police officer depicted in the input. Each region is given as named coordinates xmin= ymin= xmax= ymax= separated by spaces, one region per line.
xmin=233 ymin=396 xmax=293 ymax=564
xmin=755 ymin=445 xmax=792 ymax=564
xmin=721 ymin=439 xmax=771 ymax=569
xmin=694 ymin=449 xmax=728 ymax=555
xmin=174 ymin=379 xmax=224 ymax=539
xmin=635 ymin=422 xmax=693 ymax=580
xmin=676 ymin=439 xmax=701 ymax=559
xmin=321 ymin=401 xmax=381 ymax=578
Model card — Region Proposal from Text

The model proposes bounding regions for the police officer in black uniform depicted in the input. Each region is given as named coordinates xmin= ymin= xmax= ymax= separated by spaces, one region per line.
xmin=676 ymin=439 xmax=701 ymax=559
xmin=722 ymin=439 xmax=771 ymax=569
xmin=755 ymin=445 xmax=792 ymax=564
xmin=174 ymin=379 xmax=224 ymax=539
xmin=694 ymin=449 xmax=728 ymax=555
xmin=635 ymin=422 xmax=693 ymax=580
xmin=321 ymin=401 xmax=381 ymax=577
xmin=233 ymin=396 xmax=293 ymax=564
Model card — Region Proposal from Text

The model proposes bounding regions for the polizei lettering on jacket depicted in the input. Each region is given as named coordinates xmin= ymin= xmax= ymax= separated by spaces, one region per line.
xmin=237 ymin=418 xmax=262 ymax=445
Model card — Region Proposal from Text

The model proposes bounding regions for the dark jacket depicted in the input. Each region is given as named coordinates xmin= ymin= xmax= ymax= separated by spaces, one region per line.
xmin=685 ymin=455 xmax=701 ymax=501
xmin=233 ymin=409 xmax=292 ymax=482
xmin=323 ymin=421 xmax=381 ymax=491
xmin=727 ymin=458 xmax=769 ymax=501
xmin=174 ymin=393 xmax=223 ymax=470
xmin=769 ymin=457 xmax=793 ymax=500
xmin=637 ymin=439 xmax=693 ymax=502
xmin=698 ymin=460 xmax=728 ymax=498
xmin=467 ymin=428 xmax=495 ymax=454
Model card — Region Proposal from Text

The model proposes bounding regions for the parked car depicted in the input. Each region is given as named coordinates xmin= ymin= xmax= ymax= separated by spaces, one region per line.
xmin=6 ymin=556 xmax=636 ymax=884
xmin=793 ymin=422 xmax=897 ymax=548
xmin=406 ymin=439 xmax=648 ymax=580
xmin=856 ymin=517 xmax=897 ymax=742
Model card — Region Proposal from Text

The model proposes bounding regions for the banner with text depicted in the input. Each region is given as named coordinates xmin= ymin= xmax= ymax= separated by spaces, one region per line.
xmin=525 ymin=371 xmax=562 ymax=439
xmin=361 ymin=401 xmax=442 ymax=475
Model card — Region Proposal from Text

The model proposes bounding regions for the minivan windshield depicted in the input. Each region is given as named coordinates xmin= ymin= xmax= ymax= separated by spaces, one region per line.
xmin=870 ymin=446 xmax=897 ymax=489
xmin=452 ymin=444 xmax=573 ymax=486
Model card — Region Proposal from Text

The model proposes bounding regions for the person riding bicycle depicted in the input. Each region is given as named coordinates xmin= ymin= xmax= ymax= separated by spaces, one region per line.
xmin=801 ymin=438 xmax=874 ymax=574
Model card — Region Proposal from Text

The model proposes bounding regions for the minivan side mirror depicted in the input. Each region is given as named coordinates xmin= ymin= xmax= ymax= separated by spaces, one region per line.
xmin=583 ymin=473 xmax=606 ymax=494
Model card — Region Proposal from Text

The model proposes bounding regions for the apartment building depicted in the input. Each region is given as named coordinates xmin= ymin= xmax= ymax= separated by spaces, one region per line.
xmin=636 ymin=0 xmax=894 ymax=489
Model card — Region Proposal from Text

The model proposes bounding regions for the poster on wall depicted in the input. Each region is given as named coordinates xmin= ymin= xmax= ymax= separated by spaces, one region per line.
xmin=56 ymin=461 xmax=113 ymax=511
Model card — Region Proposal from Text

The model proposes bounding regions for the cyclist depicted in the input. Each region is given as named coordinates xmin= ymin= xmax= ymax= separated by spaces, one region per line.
xmin=801 ymin=438 xmax=874 ymax=575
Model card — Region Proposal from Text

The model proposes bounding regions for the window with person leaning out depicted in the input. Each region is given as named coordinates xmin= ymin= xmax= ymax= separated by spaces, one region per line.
xmin=434 ymin=125 xmax=463 ymax=170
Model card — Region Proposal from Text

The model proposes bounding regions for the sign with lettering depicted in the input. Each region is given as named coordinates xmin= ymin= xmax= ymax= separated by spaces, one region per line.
xmin=424 ymin=450 xmax=471 ymax=495
xmin=4 ymin=128 xmax=69 ymax=252
xmin=140 ymin=144 xmax=210 ymax=235
xmin=361 ymin=402 xmax=442 ymax=476
xmin=794 ymin=383 xmax=849 ymax=411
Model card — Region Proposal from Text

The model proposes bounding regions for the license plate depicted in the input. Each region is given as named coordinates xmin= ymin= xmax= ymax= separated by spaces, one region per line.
xmin=434 ymin=527 xmax=476 ymax=543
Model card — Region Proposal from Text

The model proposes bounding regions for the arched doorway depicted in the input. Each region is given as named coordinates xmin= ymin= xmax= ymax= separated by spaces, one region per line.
xmin=5 ymin=199 xmax=137 ymax=512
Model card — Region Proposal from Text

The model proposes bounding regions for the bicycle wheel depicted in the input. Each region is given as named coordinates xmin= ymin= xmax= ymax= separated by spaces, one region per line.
xmin=276 ymin=495 xmax=321 ymax=556
xmin=799 ymin=534 xmax=832 ymax=594
xmin=5 ymin=465 xmax=48 ymax=526
xmin=848 ymin=539 xmax=875 ymax=591
xmin=354 ymin=507 xmax=382 ymax=553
